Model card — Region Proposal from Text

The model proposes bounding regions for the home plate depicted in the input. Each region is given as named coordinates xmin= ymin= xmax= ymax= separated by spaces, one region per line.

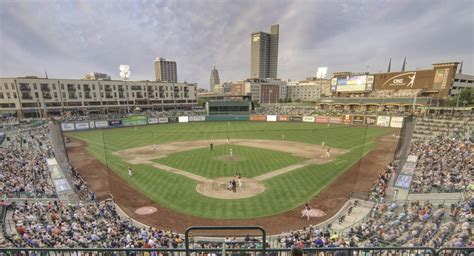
xmin=135 ymin=206 xmax=157 ymax=215
xmin=301 ymin=209 xmax=326 ymax=218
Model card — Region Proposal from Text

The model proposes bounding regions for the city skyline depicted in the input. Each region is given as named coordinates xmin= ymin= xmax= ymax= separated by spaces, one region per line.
xmin=0 ymin=0 xmax=473 ymax=90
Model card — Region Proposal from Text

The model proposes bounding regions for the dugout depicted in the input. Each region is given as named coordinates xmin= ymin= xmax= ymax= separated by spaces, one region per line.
xmin=206 ymin=100 xmax=252 ymax=115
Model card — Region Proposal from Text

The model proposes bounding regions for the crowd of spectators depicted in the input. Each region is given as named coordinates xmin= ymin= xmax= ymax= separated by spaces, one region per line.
xmin=409 ymin=134 xmax=472 ymax=193
xmin=369 ymin=163 xmax=396 ymax=202
xmin=0 ymin=125 xmax=56 ymax=198
xmin=5 ymin=200 xmax=184 ymax=248
xmin=54 ymin=109 xmax=206 ymax=122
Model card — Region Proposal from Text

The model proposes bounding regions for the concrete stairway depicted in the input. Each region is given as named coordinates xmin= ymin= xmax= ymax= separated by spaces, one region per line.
xmin=330 ymin=199 xmax=374 ymax=232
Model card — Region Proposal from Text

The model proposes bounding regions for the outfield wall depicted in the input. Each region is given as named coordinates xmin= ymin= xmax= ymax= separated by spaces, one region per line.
xmin=60 ymin=114 xmax=405 ymax=131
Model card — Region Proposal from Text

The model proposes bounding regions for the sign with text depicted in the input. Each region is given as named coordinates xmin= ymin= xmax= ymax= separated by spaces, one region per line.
xmin=390 ymin=116 xmax=404 ymax=128
xmin=250 ymin=115 xmax=266 ymax=121
xmin=365 ymin=116 xmax=377 ymax=125
xmin=189 ymin=116 xmax=205 ymax=122
xmin=178 ymin=116 xmax=189 ymax=123
xmin=75 ymin=122 xmax=90 ymax=130
xmin=278 ymin=115 xmax=289 ymax=121
xmin=316 ymin=116 xmax=329 ymax=124
xmin=148 ymin=118 xmax=159 ymax=124
xmin=329 ymin=116 xmax=342 ymax=124
xmin=95 ymin=121 xmax=109 ymax=128
xmin=158 ymin=118 xmax=169 ymax=123
xmin=342 ymin=114 xmax=352 ymax=124
xmin=353 ymin=115 xmax=364 ymax=124
xmin=108 ymin=120 xmax=123 ymax=127
xmin=303 ymin=116 xmax=315 ymax=123
xmin=61 ymin=123 xmax=75 ymax=131
xmin=267 ymin=115 xmax=277 ymax=122
xmin=376 ymin=116 xmax=391 ymax=127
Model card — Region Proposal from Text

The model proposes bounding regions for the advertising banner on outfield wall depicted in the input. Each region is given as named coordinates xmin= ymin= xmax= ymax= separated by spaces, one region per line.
xmin=377 ymin=116 xmax=391 ymax=127
xmin=250 ymin=115 xmax=266 ymax=121
xmin=122 ymin=115 xmax=148 ymax=126
xmin=303 ymin=116 xmax=315 ymax=122
xmin=148 ymin=118 xmax=159 ymax=124
xmin=353 ymin=115 xmax=364 ymax=124
xmin=316 ymin=116 xmax=329 ymax=124
xmin=158 ymin=118 xmax=169 ymax=123
xmin=365 ymin=116 xmax=377 ymax=125
xmin=390 ymin=116 xmax=404 ymax=128
xmin=168 ymin=117 xmax=178 ymax=123
xmin=108 ymin=120 xmax=123 ymax=127
xmin=342 ymin=115 xmax=352 ymax=124
xmin=75 ymin=122 xmax=90 ymax=130
xmin=278 ymin=115 xmax=289 ymax=121
xmin=189 ymin=116 xmax=205 ymax=122
xmin=95 ymin=121 xmax=109 ymax=128
xmin=178 ymin=116 xmax=189 ymax=123
xmin=329 ymin=116 xmax=342 ymax=124
xmin=61 ymin=123 xmax=75 ymax=131
xmin=89 ymin=121 xmax=95 ymax=129
xmin=267 ymin=115 xmax=277 ymax=122
xmin=290 ymin=116 xmax=303 ymax=122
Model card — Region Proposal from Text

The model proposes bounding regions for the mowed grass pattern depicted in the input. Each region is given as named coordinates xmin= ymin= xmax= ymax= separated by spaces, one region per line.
xmin=154 ymin=144 xmax=306 ymax=178
xmin=67 ymin=121 xmax=392 ymax=219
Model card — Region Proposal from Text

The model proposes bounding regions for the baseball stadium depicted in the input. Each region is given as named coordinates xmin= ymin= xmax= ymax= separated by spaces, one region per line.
xmin=1 ymin=0 xmax=473 ymax=254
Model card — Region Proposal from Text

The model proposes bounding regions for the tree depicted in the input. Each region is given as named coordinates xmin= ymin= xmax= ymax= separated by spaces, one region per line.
xmin=457 ymin=88 xmax=474 ymax=106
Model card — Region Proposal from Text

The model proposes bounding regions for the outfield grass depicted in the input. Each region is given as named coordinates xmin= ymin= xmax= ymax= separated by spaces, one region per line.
xmin=67 ymin=121 xmax=392 ymax=219
xmin=153 ymin=144 xmax=306 ymax=178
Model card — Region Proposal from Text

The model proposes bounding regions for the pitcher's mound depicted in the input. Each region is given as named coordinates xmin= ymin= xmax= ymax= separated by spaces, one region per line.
xmin=196 ymin=177 xmax=265 ymax=199
xmin=301 ymin=209 xmax=327 ymax=218
xmin=135 ymin=206 xmax=158 ymax=215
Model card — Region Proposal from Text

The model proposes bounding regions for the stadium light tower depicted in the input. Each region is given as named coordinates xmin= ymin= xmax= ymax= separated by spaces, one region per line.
xmin=119 ymin=65 xmax=131 ymax=113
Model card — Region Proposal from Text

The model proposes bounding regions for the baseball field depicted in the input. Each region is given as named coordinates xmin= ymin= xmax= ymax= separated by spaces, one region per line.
xmin=66 ymin=121 xmax=394 ymax=222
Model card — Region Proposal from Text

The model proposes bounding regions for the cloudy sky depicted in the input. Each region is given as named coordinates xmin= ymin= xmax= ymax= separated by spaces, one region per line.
xmin=1 ymin=0 xmax=473 ymax=89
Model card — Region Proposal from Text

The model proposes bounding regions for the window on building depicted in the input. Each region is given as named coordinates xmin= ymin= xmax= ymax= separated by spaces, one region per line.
xmin=52 ymin=84 xmax=56 ymax=90
xmin=5 ymin=83 xmax=8 ymax=90
xmin=35 ymin=92 xmax=39 ymax=98
xmin=78 ymin=92 xmax=82 ymax=98
xmin=93 ymin=92 xmax=96 ymax=98
xmin=7 ymin=92 xmax=10 ymax=99
xmin=92 ymin=84 xmax=96 ymax=90
xmin=0 ymin=93 xmax=3 ymax=99
xmin=33 ymin=83 xmax=37 ymax=90
xmin=54 ymin=92 xmax=58 ymax=98
xmin=13 ymin=92 xmax=17 ymax=99
xmin=78 ymin=84 xmax=81 ymax=90
xmin=101 ymin=93 xmax=104 ymax=97
xmin=100 ymin=85 xmax=103 ymax=90
xmin=62 ymin=93 xmax=66 ymax=98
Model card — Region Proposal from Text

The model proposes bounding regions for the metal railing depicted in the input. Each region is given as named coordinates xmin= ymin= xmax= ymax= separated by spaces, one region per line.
xmin=1 ymin=247 xmax=472 ymax=256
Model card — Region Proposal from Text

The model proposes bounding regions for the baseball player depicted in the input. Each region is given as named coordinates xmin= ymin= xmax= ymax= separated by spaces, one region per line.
xmin=128 ymin=166 xmax=133 ymax=177
xmin=229 ymin=148 xmax=233 ymax=158
xmin=301 ymin=203 xmax=311 ymax=220
xmin=325 ymin=148 xmax=331 ymax=158
xmin=237 ymin=172 xmax=242 ymax=187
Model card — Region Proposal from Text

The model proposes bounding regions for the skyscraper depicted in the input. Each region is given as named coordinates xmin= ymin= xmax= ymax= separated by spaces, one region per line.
xmin=209 ymin=66 xmax=220 ymax=91
xmin=250 ymin=24 xmax=279 ymax=79
xmin=155 ymin=57 xmax=178 ymax=82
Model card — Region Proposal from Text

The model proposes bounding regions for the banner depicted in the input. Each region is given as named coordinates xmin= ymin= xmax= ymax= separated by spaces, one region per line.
xmin=365 ymin=116 xmax=377 ymax=125
xmin=88 ymin=121 xmax=95 ymax=129
xmin=108 ymin=120 xmax=123 ymax=127
xmin=249 ymin=115 xmax=266 ymax=121
xmin=433 ymin=68 xmax=450 ymax=89
xmin=353 ymin=115 xmax=364 ymax=124
xmin=75 ymin=122 xmax=89 ymax=130
xmin=61 ymin=123 xmax=75 ymax=131
xmin=377 ymin=116 xmax=391 ymax=127
xmin=178 ymin=116 xmax=189 ymax=123
xmin=303 ymin=116 xmax=315 ymax=123
xmin=158 ymin=118 xmax=169 ymax=123
xmin=148 ymin=118 xmax=159 ymax=124
xmin=95 ymin=121 xmax=109 ymax=128
xmin=329 ymin=116 xmax=342 ymax=124
xmin=394 ymin=174 xmax=413 ymax=189
xmin=316 ymin=116 xmax=329 ymax=124
xmin=189 ymin=116 xmax=205 ymax=122
xmin=278 ymin=115 xmax=289 ymax=121
xmin=168 ymin=117 xmax=178 ymax=123
xmin=342 ymin=114 xmax=352 ymax=124
xmin=390 ymin=116 xmax=404 ymax=128
xmin=122 ymin=115 xmax=148 ymax=126
xmin=290 ymin=116 xmax=303 ymax=122
xmin=267 ymin=115 xmax=277 ymax=122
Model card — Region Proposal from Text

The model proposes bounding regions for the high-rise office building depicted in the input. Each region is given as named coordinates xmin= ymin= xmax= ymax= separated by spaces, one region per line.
xmin=155 ymin=57 xmax=178 ymax=82
xmin=250 ymin=24 xmax=279 ymax=79
xmin=209 ymin=66 xmax=220 ymax=91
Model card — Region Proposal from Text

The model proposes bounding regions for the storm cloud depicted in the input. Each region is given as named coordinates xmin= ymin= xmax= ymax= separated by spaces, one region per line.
xmin=0 ymin=0 xmax=472 ymax=89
